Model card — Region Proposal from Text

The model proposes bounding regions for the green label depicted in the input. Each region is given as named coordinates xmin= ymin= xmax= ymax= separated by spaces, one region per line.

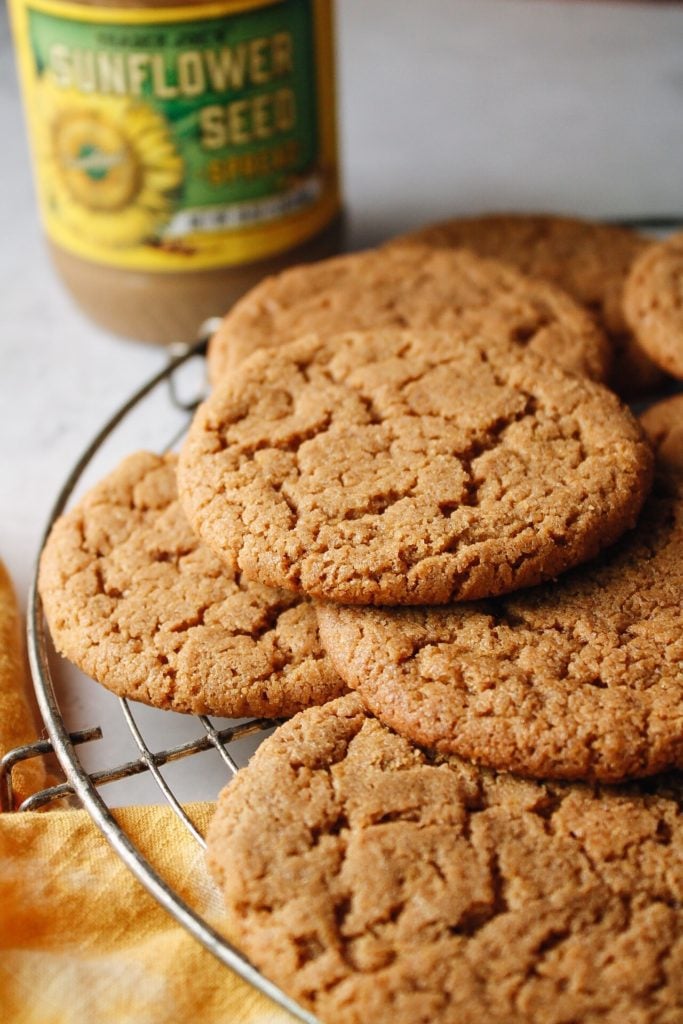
xmin=29 ymin=0 xmax=318 ymax=204
xmin=24 ymin=0 xmax=327 ymax=258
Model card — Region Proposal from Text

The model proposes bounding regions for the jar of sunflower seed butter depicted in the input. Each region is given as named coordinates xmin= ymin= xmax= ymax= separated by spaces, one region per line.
xmin=9 ymin=0 xmax=342 ymax=343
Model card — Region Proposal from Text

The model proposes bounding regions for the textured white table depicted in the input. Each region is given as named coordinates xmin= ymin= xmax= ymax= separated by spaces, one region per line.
xmin=2 ymin=0 xmax=682 ymax=803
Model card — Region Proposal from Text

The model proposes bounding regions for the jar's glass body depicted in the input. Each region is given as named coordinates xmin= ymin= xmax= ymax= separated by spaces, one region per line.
xmin=10 ymin=0 xmax=342 ymax=342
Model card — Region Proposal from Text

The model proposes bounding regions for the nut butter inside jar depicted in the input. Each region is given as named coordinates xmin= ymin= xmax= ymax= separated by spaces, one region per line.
xmin=11 ymin=0 xmax=342 ymax=343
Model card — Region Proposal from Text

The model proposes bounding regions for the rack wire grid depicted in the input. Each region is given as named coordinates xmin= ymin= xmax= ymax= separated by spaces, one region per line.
xmin=0 ymin=333 xmax=320 ymax=1024
xmin=3 ymin=217 xmax=682 ymax=1022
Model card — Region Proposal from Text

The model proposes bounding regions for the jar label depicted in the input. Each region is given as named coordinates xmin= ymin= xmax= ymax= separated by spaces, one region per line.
xmin=10 ymin=0 xmax=340 ymax=270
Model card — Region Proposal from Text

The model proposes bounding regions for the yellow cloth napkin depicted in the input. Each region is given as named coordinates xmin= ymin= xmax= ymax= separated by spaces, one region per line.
xmin=0 ymin=805 xmax=297 ymax=1024
xmin=0 ymin=560 xmax=298 ymax=1024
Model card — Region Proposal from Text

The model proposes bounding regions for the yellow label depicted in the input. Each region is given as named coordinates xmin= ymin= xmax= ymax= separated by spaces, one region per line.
xmin=9 ymin=0 xmax=340 ymax=271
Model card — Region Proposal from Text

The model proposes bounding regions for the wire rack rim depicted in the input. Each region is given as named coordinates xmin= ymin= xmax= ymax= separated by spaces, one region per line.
xmin=0 ymin=727 xmax=103 ymax=812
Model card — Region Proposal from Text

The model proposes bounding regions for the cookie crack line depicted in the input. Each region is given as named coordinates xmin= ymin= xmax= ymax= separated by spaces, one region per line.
xmin=437 ymin=392 xmax=540 ymax=514
xmin=219 ymin=411 xmax=335 ymax=458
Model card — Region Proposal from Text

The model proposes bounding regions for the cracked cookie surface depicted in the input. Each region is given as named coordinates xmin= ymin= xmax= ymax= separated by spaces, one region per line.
xmin=206 ymin=244 xmax=610 ymax=384
xmin=180 ymin=328 xmax=652 ymax=606
xmin=206 ymin=693 xmax=683 ymax=1024
xmin=624 ymin=233 xmax=683 ymax=380
xmin=389 ymin=213 xmax=660 ymax=397
xmin=38 ymin=452 xmax=345 ymax=717
xmin=317 ymin=405 xmax=683 ymax=782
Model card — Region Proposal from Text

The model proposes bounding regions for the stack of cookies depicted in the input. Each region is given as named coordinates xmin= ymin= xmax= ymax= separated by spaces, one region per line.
xmin=39 ymin=214 xmax=683 ymax=1024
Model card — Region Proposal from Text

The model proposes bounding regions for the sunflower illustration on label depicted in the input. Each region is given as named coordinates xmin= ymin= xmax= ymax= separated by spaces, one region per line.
xmin=10 ymin=0 xmax=340 ymax=271
xmin=42 ymin=87 xmax=184 ymax=247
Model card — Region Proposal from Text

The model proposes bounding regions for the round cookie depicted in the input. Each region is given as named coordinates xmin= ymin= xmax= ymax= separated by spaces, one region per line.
xmin=624 ymin=233 xmax=683 ymax=380
xmin=206 ymin=244 xmax=611 ymax=384
xmin=389 ymin=213 xmax=661 ymax=397
xmin=207 ymin=693 xmax=683 ymax=1024
xmin=180 ymin=328 xmax=652 ymax=607
xmin=317 ymin=403 xmax=683 ymax=782
xmin=38 ymin=452 xmax=345 ymax=718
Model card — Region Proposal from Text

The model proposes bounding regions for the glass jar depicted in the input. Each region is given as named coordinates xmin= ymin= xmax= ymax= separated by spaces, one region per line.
xmin=10 ymin=0 xmax=342 ymax=343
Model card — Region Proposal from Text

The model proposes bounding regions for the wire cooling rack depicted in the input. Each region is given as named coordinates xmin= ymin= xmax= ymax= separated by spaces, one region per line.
xmin=0 ymin=335 xmax=320 ymax=1024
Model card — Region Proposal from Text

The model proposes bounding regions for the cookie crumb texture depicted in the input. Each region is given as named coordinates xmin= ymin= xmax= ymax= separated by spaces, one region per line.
xmin=317 ymin=462 xmax=683 ymax=781
xmin=390 ymin=213 xmax=661 ymax=398
xmin=207 ymin=695 xmax=683 ymax=1024
xmin=625 ymin=233 xmax=683 ymax=380
xmin=38 ymin=452 xmax=345 ymax=717
xmin=180 ymin=329 xmax=652 ymax=606
xmin=207 ymin=244 xmax=610 ymax=384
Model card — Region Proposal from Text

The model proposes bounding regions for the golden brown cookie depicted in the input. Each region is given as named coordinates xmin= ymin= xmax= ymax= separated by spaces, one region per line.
xmin=390 ymin=213 xmax=660 ymax=397
xmin=180 ymin=328 xmax=652 ymax=607
xmin=206 ymin=244 xmax=611 ymax=384
xmin=624 ymin=233 xmax=683 ymax=380
xmin=207 ymin=693 xmax=683 ymax=1024
xmin=640 ymin=393 xmax=683 ymax=482
xmin=317 ymin=403 xmax=683 ymax=783
xmin=38 ymin=452 xmax=345 ymax=718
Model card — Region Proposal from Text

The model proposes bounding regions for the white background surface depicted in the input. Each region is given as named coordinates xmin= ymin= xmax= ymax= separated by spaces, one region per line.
xmin=1 ymin=0 xmax=682 ymax=804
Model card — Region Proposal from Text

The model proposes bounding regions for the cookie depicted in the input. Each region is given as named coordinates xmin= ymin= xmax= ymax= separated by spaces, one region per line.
xmin=317 ymin=403 xmax=682 ymax=782
xmin=180 ymin=328 xmax=652 ymax=607
xmin=624 ymin=233 xmax=683 ymax=380
xmin=206 ymin=244 xmax=611 ymax=384
xmin=390 ymin=213 xmax=661 ymax=397
xmin=207 ymin=693 xmax=683 ymax=1024
xmin=38 ymin=452 xmax=345 ymax=718
xmin=640 ymin=393 xmax=683 ymax=482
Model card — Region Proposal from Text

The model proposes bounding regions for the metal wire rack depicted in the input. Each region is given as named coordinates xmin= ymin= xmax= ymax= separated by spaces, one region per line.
xmin=1 ymin=334 xmax=320 ymax=1024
